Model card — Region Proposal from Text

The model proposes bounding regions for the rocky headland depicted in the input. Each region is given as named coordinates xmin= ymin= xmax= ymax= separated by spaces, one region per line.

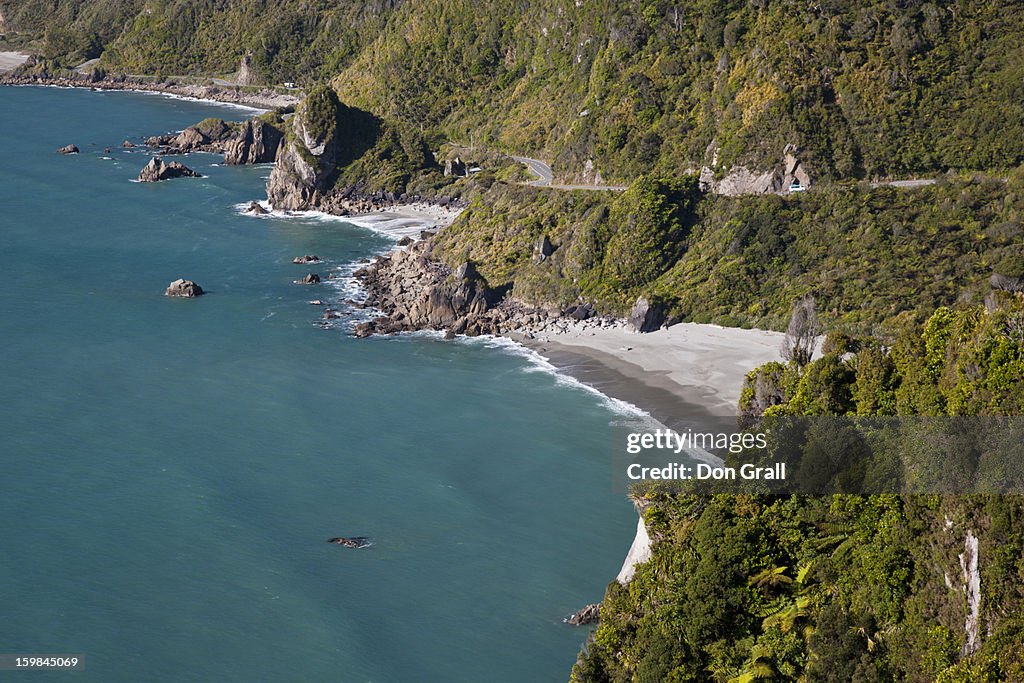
xmin=351 ymin=238 xmax=620 ymax=339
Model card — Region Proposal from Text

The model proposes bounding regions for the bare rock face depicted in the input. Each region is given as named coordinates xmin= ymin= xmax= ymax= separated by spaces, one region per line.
xmin=698 ymin=143 xmax=812 ymax=195
xmin=57 ymin=144 xmax=79 ymax=155
xmin=533 ymin=234 xmax=555 ymax=263
xmin=629 ymin=296 xmax=665 ymax=333
xmin=224 ymin=119 xmax=283 ymax=165
xmin=267 ymin=88 xmax=343 ymax=210
xmin=172 ymin=126 xmax=207 ymax=150
xmin=166 ymin=279 xmax=204 ymax=297
xmin=138 ymin=157 xmax=202 ymax=182
xmin=236 ymin=54 xmax=256 ymax=87
xmin=563 ymin=604 xmax=601 ymax=626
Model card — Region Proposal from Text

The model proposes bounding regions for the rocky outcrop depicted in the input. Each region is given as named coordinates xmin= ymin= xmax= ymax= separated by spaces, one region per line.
xmin=236 ymin=54 xmax=256 ymax=87
xmin=443 ymin=157 xmax=467 ymax=177
xmin=223 ymin=119 xmax=283 ymax=165
xmin=533 ymin=235 xmax=555 ymax=263
xmin=122 ymin=140 xmax=136 ymax=148
xmin=137 ymin=158 xmax=201 ymax=182
xmin=165 ymin=279 xmax=205 ymax=297
xmin=266 ymin=141 xmax=324 ymax=210
xmin=247 ymin=201 xmax=269 ymax=215
xmin=616 ymin=515 xmax=653 ymax=584
xmin=628 ymin=297 xmax=665 ymax=332
xmin=292 ymin=255 xmax=321 ymax=264
xmin=267 ymin=89 xmax=342 ymax=210
xmin=295 ymin=273 xmax=321 ymax=285
xmin=57 ymin=144 xmax=79 ymax=155
xmin=352 ymin=240 xmax=619 ymax=339
xmin=698 ymin=143 xmax=812 ymax=196
xmin=353 ymin=244 xmax=504 ymax=337
xmin=564 ymin=604 xmax=601 ymax=626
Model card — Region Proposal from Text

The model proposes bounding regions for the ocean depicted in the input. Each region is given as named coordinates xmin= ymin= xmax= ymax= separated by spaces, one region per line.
xmin=0 ymin=85 xmax=639 ymax=681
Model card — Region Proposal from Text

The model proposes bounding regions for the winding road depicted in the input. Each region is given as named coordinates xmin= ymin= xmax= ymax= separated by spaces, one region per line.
xmin=511 ymin=155 xmax=626 ymax=192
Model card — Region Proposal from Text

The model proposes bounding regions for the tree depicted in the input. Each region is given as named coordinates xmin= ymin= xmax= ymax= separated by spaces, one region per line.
xmin=782 ymin=296 xmax=821 ymax=367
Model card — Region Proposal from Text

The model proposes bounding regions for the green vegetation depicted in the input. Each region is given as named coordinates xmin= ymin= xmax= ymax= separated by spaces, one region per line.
xmin=6 ymin=0 xmax=1024 ymax=180
xmin=434 ymin=171 xmax=1024 ymax=332
xmin=574 ymin=298 xmax=1024 ymax=682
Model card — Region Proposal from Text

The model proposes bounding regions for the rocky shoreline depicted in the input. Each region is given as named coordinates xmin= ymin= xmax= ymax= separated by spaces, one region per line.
xmin=351 ymin=238 xmax=620 ymax=339
xmin=0 ymin=70 xmax=298 ymax=111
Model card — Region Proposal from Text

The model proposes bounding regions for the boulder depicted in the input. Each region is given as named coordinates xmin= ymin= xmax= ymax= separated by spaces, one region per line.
xmin=165 ymin=279 xmax=205 ymax=297
xmin=564 ymin=603 xmax=601 ymax=626
xmin=295 ymin=273 xmax=321 ymax=285
xmin=137 ymin=157 xmax=201 ymax=182
xmin=420 ymin=230 xmax=436 ymax=240
xmin=57 ymin=144 xmax=79 ymax=155
xmin=396 ymin=236 xmax=414 ymax=246
xmin=292 ymin=255 xmax=321 ymax=264
xmin=567 ymin=302 xmax=596 ymax=321
xmin=628 ymin=296 xmax=665 ymax=333
xmin=533 ymin=234 xmax=555 ymax=263
xmin=247 ymin=201 xmax=269 ymax=215
xmin=121 ymin=140 xmax=136 ymax=148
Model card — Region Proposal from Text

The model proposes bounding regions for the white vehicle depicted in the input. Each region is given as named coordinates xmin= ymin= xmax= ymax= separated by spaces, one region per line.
xmin=788 ymin=181 xmax=807 ymax=192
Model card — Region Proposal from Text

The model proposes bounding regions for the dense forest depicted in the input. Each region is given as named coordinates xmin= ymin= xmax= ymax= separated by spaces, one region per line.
xmin=573 ymin=300 xmax=1024 ymax=681
xmin=3 ymin=0 xmax=1024 ymax=181
xmin=432 ymin=169 xmax=1024 ymax=334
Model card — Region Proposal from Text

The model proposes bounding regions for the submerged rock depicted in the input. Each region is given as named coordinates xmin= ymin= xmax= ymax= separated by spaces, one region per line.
xmin=138 ymin=157 xmax=201 ymax=182
xmin=327 ymin=536 xmax=371 ymax=549
xmin=165 ymin=279 xmax=205 ymax=297
xmin=57 ymin=144 xmax=79 ymax=155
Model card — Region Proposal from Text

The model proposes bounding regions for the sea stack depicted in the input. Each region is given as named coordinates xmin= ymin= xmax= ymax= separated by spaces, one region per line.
xmin=138 ymin=157 xmax=202 ymax=182
xmin=165 ymin=279 xmax=205 ymax=297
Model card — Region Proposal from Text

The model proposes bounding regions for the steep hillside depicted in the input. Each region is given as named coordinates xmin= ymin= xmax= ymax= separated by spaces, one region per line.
xmin=4 ymin=0 xmax=1024 ymax=181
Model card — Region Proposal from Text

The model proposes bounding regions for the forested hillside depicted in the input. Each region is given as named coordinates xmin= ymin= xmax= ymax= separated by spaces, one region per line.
xmin=574 ymin=300 xmax=1024 ymax=682
xmin=4 ymin=0 xmax=1024 ymax=180
xmin=431 ymin=170 xmax=1024 ymax=333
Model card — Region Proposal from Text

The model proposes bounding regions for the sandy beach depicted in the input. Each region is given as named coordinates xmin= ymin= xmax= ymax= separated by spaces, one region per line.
xmin=0 ymin=51 xmax=29 ymax=73
xmin=342 ymin=203 xmax=464 ymax=239
xmin=515 ymin=320 xmax=787 ymax=424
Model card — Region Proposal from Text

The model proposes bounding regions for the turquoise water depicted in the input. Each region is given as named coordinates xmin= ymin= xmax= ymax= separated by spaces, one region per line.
xmin=0 ymin=86 xmax=636 ymax=682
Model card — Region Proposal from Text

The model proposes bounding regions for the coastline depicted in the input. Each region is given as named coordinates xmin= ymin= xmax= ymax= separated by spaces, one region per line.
xmin=0 ymin=71 xmax=299 ymax=111
xmin=512 ymin=320 xmax=786 ymax=424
